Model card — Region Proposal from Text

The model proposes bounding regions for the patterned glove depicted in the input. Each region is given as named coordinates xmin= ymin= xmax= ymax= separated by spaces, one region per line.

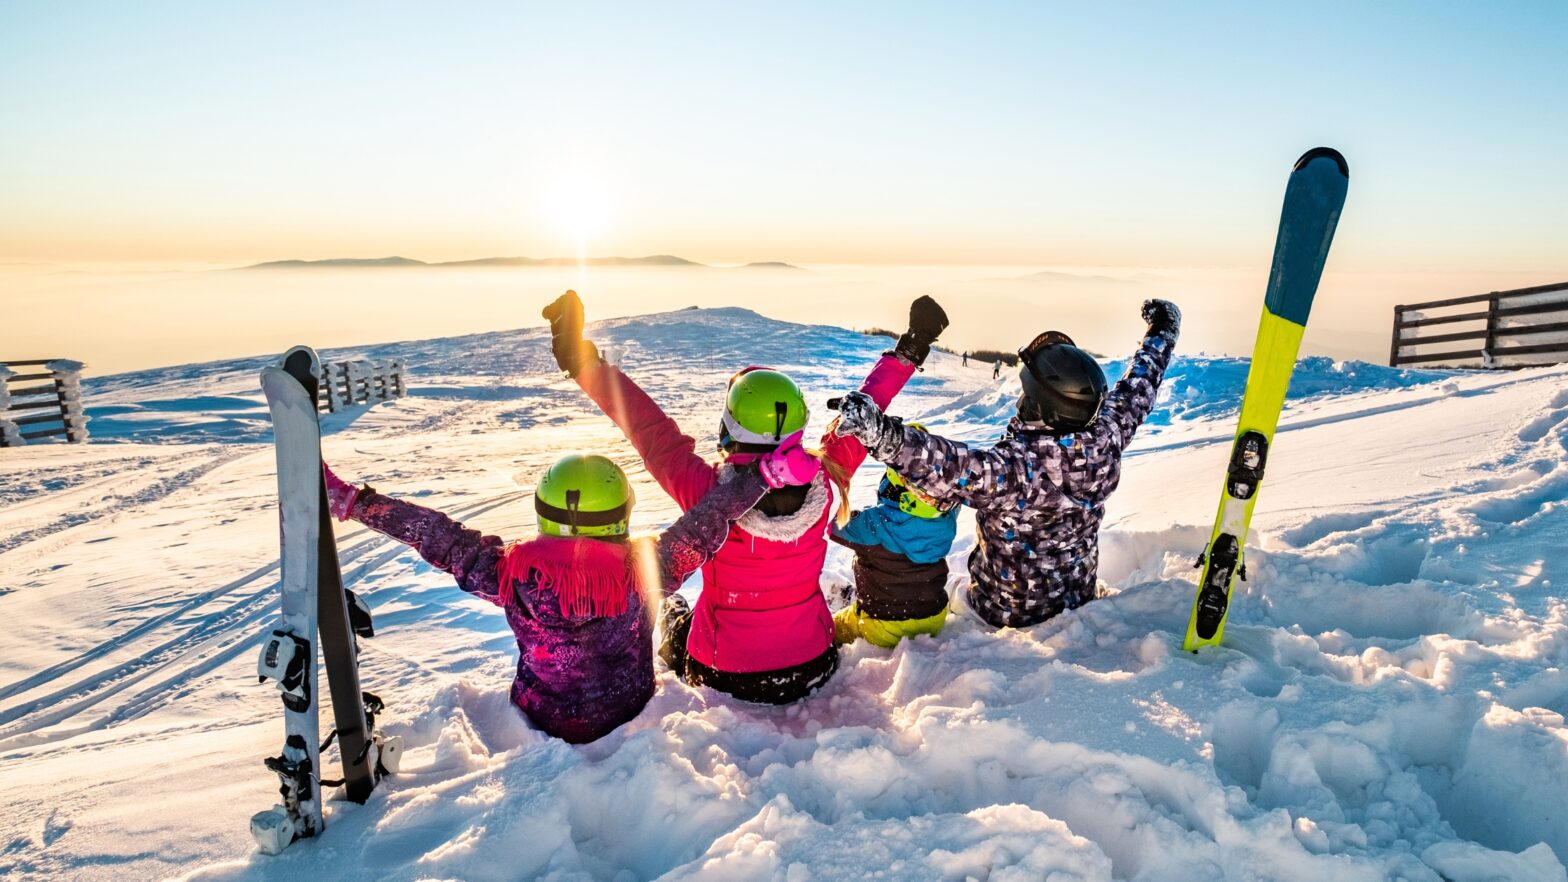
xmin=894 ymin=295 xmax=950 ymax=368
xmin=757 ymin=431 xmax=822 ymax=488
xmin=1142 ymin=299 xmax=1181 ymax=339
xmin=322 ymin=462 xmax=361 ymax=522
xmin=541 ymin=290 xmax=602 ymax=377
xmin=831 ymin=391 xmax=904 ymax=460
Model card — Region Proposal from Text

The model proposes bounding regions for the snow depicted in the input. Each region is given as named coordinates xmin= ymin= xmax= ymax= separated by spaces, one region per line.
xmin=2 ymin=307 xmax=1566 ymax=881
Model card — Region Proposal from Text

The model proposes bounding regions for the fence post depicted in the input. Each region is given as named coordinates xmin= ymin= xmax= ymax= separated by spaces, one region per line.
xmin=346 ymin=360 xmax=367 ymax=405
xmin=1389 ymin=305 xmax=1404 ymax=367
xmin=319 ymin=362 xmax=335 ymax=412
xmin=47 ymin=360 xmax=88 ymax=443
xmin=1481 ymin=294 xmax=1500 ymax=368
xmin=329 ymin=362 xmax=348 ymax=412
xmin=390 ymin=359 xmax=406 ymax=397
xmin=0 ymin=364 xmax=19 ymax=447
xmin=332 ymin=361 xmax=349 ymax=411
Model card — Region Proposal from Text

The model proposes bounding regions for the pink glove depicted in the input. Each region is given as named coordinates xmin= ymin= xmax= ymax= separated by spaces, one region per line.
xmin=757 ymin=431 xmax=822 ymax=489
xmin=322 ymin=462 xmax=361 ymax=522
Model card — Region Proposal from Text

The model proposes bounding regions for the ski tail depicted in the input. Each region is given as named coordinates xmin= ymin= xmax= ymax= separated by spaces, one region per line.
xmin=1182 ymin=148 xmax=1349 ymax=652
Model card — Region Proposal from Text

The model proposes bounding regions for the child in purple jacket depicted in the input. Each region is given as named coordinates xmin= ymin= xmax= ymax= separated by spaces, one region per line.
xmin=322 ymin=434 xmax=820 ymax=744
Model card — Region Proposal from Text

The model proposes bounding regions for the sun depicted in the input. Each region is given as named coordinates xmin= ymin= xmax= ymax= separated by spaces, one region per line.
xmin=544 ymin=174 xmax=611 ymax=259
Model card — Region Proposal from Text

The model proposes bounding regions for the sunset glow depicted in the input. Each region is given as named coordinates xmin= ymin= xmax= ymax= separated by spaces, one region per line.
xmin=2 ymin=2 xmax=1564 ymax=370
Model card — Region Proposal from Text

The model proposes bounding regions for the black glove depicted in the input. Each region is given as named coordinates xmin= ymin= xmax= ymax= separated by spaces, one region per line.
xmin=894 ymin=295 xmax=950 ymax=368
xmin=1142 ymin=299 xmax=1181 ymax=338
xmin=541 ymin=290 xmax=601 ymax=377
xmin=830 ymin=391 xmax=904 ymax=459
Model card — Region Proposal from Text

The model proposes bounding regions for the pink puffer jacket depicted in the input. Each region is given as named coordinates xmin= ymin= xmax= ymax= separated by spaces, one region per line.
xmin=575 ymin=354 xmax=914 ymax=672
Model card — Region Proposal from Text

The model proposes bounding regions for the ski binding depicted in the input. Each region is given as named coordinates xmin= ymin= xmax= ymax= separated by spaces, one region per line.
xmin=257 ymin=630 xmax=311 ymax=712
xmin=250 ymin=734 xmax=318 ymax=854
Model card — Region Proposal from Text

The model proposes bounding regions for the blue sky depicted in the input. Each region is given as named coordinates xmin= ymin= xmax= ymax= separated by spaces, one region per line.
xmin=2 ymin=1 xmax=1564 ymax=271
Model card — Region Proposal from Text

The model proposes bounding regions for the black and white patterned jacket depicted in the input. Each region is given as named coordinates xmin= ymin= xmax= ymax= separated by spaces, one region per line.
xmin=877 ymin=326 xmax=1178 ymax=628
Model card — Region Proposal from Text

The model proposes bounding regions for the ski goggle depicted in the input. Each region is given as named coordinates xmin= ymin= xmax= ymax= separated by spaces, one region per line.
xmin=719 ymin=406 xmax=793 ymax=447
xmin=878 ymin=470 xmax=952 ymax=519
xmin=534 ymin=488 xmax=634 ymax=534
xmin=1016 ymin=330 xmax=1077 ymax=390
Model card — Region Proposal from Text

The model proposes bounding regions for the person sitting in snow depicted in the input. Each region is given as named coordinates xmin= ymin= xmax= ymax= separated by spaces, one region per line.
xmin=542 ymin=290 xmax=948 ymax=704
xmin=319 ymin=441 xmax=820 ymax=743
xmin=828 ymin=299 xmax=1181 ymax=629
xmin=829 ymin=422 xmax=961 ymax=648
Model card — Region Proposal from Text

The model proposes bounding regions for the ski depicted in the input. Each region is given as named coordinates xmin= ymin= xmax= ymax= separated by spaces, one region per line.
xmin=251 ymin=356 xmax=327 ymax=853
xmin=252 ymin=347 xmax=401 ymax=855
xmin=279 ymin=347 xmax=397 ymax=806
xmin=1182 ymin=147 xmax=1350 ymax=652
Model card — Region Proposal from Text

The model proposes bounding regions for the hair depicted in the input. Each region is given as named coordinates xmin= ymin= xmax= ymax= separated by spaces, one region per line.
xmin=813 ymin=448 xmax=852 ymax=527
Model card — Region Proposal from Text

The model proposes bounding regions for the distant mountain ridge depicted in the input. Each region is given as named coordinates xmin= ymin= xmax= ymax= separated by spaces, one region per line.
xmin=236 ymin=255 xmax=801 ymax=271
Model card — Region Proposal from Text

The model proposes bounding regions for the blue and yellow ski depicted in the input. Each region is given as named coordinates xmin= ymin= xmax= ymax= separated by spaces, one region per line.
xmin=1183 ymin=148 xmax=1349 ymax=652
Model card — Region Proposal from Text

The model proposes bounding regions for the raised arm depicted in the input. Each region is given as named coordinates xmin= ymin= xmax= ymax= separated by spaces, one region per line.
xmin=832 ymin=389 xmax=1097 ymax=512
xmin=655 ymin=468 xmax=769 ymax=591
xmin=869 ymin=421 xmax=1027 ymax=512
xmin=574 ymin=361 xmax=715 ymax=510
xmin=544 ymin=291 xmax=714 ymax=510
xmin=325 ymin=465 xmax=506 ymax=603
xmin=655 ymin=433 xmax=820 ymax=590
xmin=1098 ymin=299 xmax=1181 ymax=450
xmin=820 ymin=295 xmax=947 ymax=473
xmin=819 ymin=352 xmax=916 ymax=473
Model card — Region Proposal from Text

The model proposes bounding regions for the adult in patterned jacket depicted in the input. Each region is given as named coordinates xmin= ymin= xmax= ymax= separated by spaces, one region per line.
xmin=831 ymin=299 xmax=1181 ymax=629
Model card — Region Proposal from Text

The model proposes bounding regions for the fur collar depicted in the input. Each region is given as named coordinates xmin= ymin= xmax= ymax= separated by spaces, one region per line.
xmin=718 ymin=464 xmax=829 ymax=542
xmin=498 ymin=535 xmax=650 ymax=617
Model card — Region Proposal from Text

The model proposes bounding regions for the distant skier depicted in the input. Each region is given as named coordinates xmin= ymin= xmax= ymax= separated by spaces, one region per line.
xmin=829 ymin=422 xmax=960 ymax=648
xmin=544 ymin=290 xmax=948 ymax=703
xmin=831 ymin=299 xmax=1181 ymax=629
xmin=319 ymin=441 xmax=820 ymax=743
xmin=962 ymin=352 xmax=968 ymax=367
xmin=992 ymin=359 xmax=1001 ymax=380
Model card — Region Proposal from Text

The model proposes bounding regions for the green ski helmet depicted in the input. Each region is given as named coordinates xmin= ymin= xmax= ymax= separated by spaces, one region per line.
xmin=534 ymin=454 xmax=635 ymax=538
xmin=718 ymin=367 xmax=809 ymax=453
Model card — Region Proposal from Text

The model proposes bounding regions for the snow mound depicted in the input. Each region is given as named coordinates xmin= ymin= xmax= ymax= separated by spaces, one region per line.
xmin=2 ymin=309 xmax=1567 ymax=881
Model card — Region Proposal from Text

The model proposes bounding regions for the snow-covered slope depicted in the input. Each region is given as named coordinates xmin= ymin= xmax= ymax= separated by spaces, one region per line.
xmin=1 ymin=308 xmax=1566 ymax=882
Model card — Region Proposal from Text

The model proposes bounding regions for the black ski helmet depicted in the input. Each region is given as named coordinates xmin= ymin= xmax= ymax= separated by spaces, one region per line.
xmin=1016 ymin=331 xmax=1107 ymax=432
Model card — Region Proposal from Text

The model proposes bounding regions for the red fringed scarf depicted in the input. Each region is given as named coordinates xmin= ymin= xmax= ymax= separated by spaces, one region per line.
xmin=497 ymin=535 xmax=648 ymax=618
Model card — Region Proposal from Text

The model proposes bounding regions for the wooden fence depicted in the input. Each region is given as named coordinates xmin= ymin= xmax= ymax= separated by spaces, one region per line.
xmin=319 ymin=358 xmax=406 ymax=413
xmin=1389 ymin=282 xmax=1568 ymax=369
xmin=0 ymin=359 xmax=89 ymax=447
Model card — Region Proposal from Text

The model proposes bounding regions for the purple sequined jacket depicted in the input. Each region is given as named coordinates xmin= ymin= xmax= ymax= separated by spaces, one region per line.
xmin=345 ymin=469 xmax=770 ymax=743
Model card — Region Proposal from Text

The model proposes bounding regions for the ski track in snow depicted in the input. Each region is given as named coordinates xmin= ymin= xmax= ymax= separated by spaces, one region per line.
xmin=0 ymin=491 xmax=528 ymax=753
xmin=1 ymin=307 xmax=1567 ymax=882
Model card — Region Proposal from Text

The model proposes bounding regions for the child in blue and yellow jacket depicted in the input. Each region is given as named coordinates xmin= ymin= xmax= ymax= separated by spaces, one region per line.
xmin=829 ymin=431 xmax=960 ymax=648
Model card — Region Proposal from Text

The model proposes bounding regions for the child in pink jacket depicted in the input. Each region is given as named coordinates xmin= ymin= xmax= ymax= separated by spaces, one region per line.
xmin=542 ymin=292 xmax=948 ymax=704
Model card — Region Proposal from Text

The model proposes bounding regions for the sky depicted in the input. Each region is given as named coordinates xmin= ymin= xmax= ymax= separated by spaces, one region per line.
xmin=2 ymin=1 xmax=1565 ymax=273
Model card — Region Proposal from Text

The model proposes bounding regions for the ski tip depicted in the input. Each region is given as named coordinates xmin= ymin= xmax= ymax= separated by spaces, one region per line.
xmin=1294 ymin=146 xmax=1348 ymax=179
xmin=259 ymin=364 xmax=285 ymax=392
xmin=281 ymin=346 xmax=321 ymax=383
